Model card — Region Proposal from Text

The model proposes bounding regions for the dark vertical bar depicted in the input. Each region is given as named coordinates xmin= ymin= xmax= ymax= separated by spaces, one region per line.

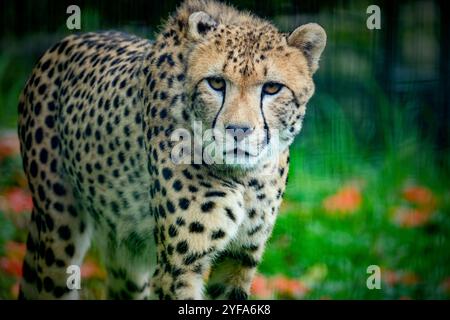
xmin=378 ymin=0 xmax=399 ymax=99
xmin=438 ymin=0 xmax=450 ymax=155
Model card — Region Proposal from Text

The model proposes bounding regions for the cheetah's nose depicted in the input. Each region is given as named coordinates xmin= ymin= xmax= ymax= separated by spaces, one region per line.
xmin=225 ymin=124 xmax=253 ymax=142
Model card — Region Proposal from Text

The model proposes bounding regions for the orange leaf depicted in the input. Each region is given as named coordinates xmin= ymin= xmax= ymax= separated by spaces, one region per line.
xmin=382 ymin=268 xmax=419 ymax=286
xmin=323 ymin=185 xmax=362 ymax=215
xmin=3 ymin=187 xmax=33 ymax=214
xmin=402 ymin=185 xmax=436 ymax=210
xmin=0 ymin=133 xmax=20 ymax=161
xmin=383 ymin=269 xmax=400 ymax=286
xmin=0 ymin=257 xmax=23 ymax=277
xmin=270 ymin=275 xmax=309 ymax=298
xmin=4 ymin=241 xmax=26 ymax=261
xmin=81 ymin=260 xmax=106 ymax=279
xmin=392 ymin=207 xmax=432 ymax=228
xmin=251 ymin=274 xmax=272 ymax=299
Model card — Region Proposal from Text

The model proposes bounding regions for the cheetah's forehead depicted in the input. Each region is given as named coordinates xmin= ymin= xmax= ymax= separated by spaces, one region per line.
xmin=212 ymin=24 xmax=285 ymax=54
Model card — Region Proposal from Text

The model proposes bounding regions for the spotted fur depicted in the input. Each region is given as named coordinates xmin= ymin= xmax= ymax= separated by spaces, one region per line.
xmin=18 ymin=0 xmax=325 ymax=299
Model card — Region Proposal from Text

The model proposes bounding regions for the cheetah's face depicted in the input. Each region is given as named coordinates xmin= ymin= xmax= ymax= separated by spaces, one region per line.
xmin=185 ymin=12 xmax=326 ymax=169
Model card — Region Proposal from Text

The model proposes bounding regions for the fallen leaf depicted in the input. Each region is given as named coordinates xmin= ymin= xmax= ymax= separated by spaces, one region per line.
xmin=392 ymin=207 xmax=432 ymax=228
xmin=0 ymin=133 xmax=20 ymax=161
xmin=323 ymin=185 xmax=362 ymax=215
xmin=383 ymin=269 xmax=400 ymax=286
xmin=271 ymin=275 xmax=309 ymax=298
xmin=1 ymin=187 xmax=33 ymax=214
xmin=402 ymin=185 xmax=436 ymax=210
xmin=251 ymin=274 xmax=272 ymax=299
xmin=382 ymin=268 xmax=419 ymax=286
xmin=81 ymin=259 xmax=106 ymax=279
xmin=4 ymin=241 xmax=26 ymax=261
xmin=0 ymin=257 xmax=22 ymax=277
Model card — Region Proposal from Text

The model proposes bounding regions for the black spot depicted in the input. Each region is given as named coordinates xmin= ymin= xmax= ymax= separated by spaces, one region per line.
xmin=176 ymin=217 xmax=186 ymax=226
xmin=38 ymin=185 xmax=46 ymax=201
xmin=211 ymin=229 xmax=226 ymax=240
xmin=68 ymin=205 xmax=77 ymax=217
xmin=179 ymin=198 xmax=190 ymax=210
xmin=55 ymin=259 xmax=66 ymax=268
xmin=29 ymin=160 xmax=38 ymax=177
xmin=22 ymin=261 xmax=36 ymax=283
xmin=168 ymin=225 xmax=178 ymax=237
xmin=25 ymin=133 xmax=32 ymax=149
xmin=183 ymin=253 xmax=199 ymax=265
xmin=188 ymin=185 xmax=198 ymax=193
xmin=26 ymin=235 xmax=35 ymax=252
xmin=34 ymin=102 xmax=42 ymax=115
xmin=189 ymin=222 xmax=204 ymax=233
xmin=248 ymin=209 xmax=257 ymax=219
xmin=39 ymin=149 xmax=48 ymax=164
xmin=201 ymin=201 xmax=215 ymax=213
xmin=43 ymin=276 xmax=54 ymax=292
xmin=225 ymin=208 xmax=236 ymax=222
xmin=162 ymin=167 xmax=173 ymax=180
xmin=57 ymin=226 xmax=71 ymax=240
xmin=248 ymin=224 xmax=263 ymax=236
xmin=166 ymin=200 xmax=176 ymax=214
xmin=173 ymin=180 xmax=183 ymax=191
xmin=41 ymin=59 xmax=51 ymax=72
xmin=182 ymin=169 xmax=193 ymax=180
xmin=98 ymin=174 xmax=105 ymax=184
xmin=45 ymin=248 xmax=55 ymax=267
xmin=50 ymin=159 xmax=58 ymax=173
xmin=51 ymin=136 xmax=59 ymax=149
xmin=65 ymin=244 xmax=75 ymax=257
xmin=205 ymin=191 xmax=226 ymax=197
xmin=53 ymin=182 xmax=66 ymax=196
xmin=45 ymin=115 xmax=54 ymax=128
xmin=35 ymin=128 xmax=43 ymax=144
xmin=118 ymin=152 xmax=126 ymax=163
xmin=38 ymin=84 xmax=47 ymax=95
xmin=48 ymin=101 xmax=56 ymax=111
xmin=53 ymin=202 xmax=64 ymax=212
xmin=176 ymin=240 xmax=188 ymax=254
xmin=126 ymin=87 xmax=133 ymax=97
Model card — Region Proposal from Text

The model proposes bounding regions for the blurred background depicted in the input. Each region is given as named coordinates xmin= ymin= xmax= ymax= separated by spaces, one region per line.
xmin=0 ymin=0 xmax=449 ymax=299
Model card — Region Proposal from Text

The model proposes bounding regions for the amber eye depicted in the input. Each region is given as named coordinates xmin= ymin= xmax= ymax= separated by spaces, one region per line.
xmin=262 ymin=82 xmax=283 ymax=95
xmin=207 ymin=77 xmax=226 ymax=92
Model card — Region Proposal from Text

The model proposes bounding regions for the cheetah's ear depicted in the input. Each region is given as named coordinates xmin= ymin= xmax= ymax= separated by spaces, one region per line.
xmin=188 ymin=11 xmax=218 ymax=41
xmin=287 ymin=23 xmax=327 ymax=73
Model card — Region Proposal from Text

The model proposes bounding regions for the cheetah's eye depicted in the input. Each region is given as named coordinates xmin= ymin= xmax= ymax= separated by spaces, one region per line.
xmin=207 ymin=77 xmax=226 ymax=92
xmin=262 ymin=82 xmax=283 ymax=95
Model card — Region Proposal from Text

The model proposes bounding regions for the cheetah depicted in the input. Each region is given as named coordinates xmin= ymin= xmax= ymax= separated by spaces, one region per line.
xmin=17 ymin=0 xmax=326 ymax=299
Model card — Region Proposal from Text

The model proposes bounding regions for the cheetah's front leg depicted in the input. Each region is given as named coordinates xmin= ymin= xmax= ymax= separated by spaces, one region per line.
xmin=149 ymin=203 xmax=242 ymax=299
xmin=206 ymin=221 xmax=275 ymax=300
xmin=151 ymin=245 xmax=213 ymax=300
